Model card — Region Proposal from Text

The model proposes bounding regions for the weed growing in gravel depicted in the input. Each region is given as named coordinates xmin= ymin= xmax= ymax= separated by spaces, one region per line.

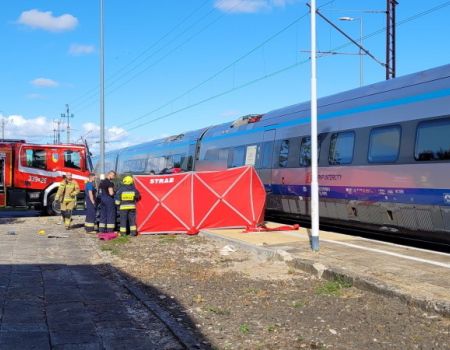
xmin=115 ymin=235 xmax=130 ymax=244
xmin=100 ymin=235 xmax=130 ymax=255
xmin=100 ymin=245 xmax=118 ymax=255
xmin=267 ymin=324 xmax=279 ymax=332
xmin=207 ymin=306 xmax=230 ymax=316
xmin=244 ymin=287 xmax=260 ymax=294
xmin=315 ymin=277 xmax=352 ymax=296
xmin=292 ymin=300 xmax=305 ymax=308
xmin=239 ymin=323 xmax=250 ymax=334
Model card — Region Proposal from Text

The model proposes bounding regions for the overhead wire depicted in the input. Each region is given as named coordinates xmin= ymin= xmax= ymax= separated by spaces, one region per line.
xmin=69 ymin=0 xmax=211 ymax=107
xmin=70 ymin=0 xmax=213 ymax=109
xmin=116 ymin=11 xmax=310 ymax=129
xmin=72 ymin=2 xmax=235 ymax=113
xmin=81 ymin=0 xmax=450 ymax=144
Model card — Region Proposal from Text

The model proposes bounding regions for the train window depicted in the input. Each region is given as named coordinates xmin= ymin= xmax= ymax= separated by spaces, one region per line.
xmin=104 ymin=154 xmax=117 ymax=173
xmin=245 ymin=145 xmax=257 ymax=166
xmin=329 ymin=131 xmax=355 ymax=165
xmin=64 ymin=150 xmax=82 ymax=170
xmin=260 ymin=142 xmax=274 ymax=168
xmin=218 ymin=149 xmax=229 ymax=162
xmin=120 ymin=158 xmax=147 ymax=173
xmin=205 ymin=149 xmax=219 ymax=161
xmin=22 ymin=149 xmax=47 ymax=170
xmin=279 ymin=140 xmax=290 ymax=168
xmin=415 ymin=118 xmax=450 ymax=161
xmin=299 ymin=135 xmax=323 ymax=166
xmin=231 ymin=146 xmax=245 ymax=167
xmin=368 ymin=126 xmax=401 ymax=163
xmin=299 ymin=137 xmax=311 ymax=166
xmin=171 ymin=154 xmax=182 ymax=168
xmin=148 ymin=157 xmax=166 ymax=173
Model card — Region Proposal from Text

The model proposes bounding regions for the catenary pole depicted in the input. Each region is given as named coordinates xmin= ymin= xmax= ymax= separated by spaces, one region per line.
xmin=99 ymin=0 xmax=105 ymax=176
xmin=310 ymin=0 xmax=320 ymax=251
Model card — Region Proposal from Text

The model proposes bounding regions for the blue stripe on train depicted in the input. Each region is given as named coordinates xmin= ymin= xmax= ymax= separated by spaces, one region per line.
xmin=266 ymin=184 xmax=450 ymax=206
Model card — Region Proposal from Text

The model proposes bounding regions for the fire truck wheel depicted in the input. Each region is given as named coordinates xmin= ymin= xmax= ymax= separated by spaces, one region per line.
xmin=46 ymin=193 xmax=61 ymax=216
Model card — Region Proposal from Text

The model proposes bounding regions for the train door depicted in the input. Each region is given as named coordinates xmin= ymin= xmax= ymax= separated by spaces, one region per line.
xmin=258 ymin=129 xmax=276 ymax=187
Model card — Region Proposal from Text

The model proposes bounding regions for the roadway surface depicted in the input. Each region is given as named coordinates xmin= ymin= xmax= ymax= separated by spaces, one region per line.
xmin=0 ymin=214 xmax=185 ymax=349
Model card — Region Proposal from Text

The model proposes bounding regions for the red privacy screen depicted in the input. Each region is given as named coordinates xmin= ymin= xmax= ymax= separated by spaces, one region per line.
xmin=135 ymin=166 xmax=266 ymax=235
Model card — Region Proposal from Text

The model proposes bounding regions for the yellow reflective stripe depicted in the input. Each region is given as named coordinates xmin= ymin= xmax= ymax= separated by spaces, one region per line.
xmin=129 ymin=226 xmax=137 ymax=230
xmin=119 ymin=227 xmax=127 ymax=232
xmin=106 ymin=224 xmax=116 ymax=228
xmin=85 ymin=222 xmax=95 ymax=227
xmin=115 ymin=201 xmax=121 ymax=205
xmin=120 ymin=205 xmax=136 ymax=210
xmin=99 ymin=223 xmax=106 ymax=228
xmin=121 ymin=192 xmax=135 ymax=201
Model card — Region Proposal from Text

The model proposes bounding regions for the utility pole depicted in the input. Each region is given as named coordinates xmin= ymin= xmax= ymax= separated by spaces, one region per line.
xmin=61 ymin=104 xmax=74 ymax=144
xmin=53 ymin=119 xmax=62 ymax=144
xmin=1 ymin=118 xmax=7 ymax=140
xmin=99 ymin=0 xmax=106 ymax=176
xmin=386 ymin=0 xmax=398 ymax=79
xmin=309 ymin=0 xmax=320 ymax=252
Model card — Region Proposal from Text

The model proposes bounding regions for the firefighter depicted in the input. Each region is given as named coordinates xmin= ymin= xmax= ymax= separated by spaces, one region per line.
xmin=115 ymin=175 xmax=141 ymax=236
xmin=98 ymin=171 xmax=116 ymax=233
xmin=55 ymin=173 xmax=80 ymax=230
xmin=84 ymin=173 xmax=97 ymax=233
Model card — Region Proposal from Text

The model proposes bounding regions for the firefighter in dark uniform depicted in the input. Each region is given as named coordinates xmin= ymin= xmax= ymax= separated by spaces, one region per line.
xmin=115 ymin=175 xmax=141 ymax=236
xmin=84 ymin=173 xmax=97 ymax=233
xmin=98 ymin=171 xmax=116 ymax=233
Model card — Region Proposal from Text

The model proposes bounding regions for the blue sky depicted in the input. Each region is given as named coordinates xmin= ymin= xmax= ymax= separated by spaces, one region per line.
xmin=1 ymin=0 xmax=449 ymax=153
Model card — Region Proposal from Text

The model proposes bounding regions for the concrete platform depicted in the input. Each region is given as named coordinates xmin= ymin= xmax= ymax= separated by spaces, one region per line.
xmin=200 ymin=224 xmax=450 ymax=316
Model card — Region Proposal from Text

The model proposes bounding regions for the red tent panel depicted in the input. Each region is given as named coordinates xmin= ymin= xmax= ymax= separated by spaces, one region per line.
xmin=135 ymin=166 xmax=266 ymax=235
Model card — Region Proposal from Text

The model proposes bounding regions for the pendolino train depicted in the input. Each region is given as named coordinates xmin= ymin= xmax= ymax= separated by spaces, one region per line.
xmin=94 ymin=64 xmax=450 ymax=246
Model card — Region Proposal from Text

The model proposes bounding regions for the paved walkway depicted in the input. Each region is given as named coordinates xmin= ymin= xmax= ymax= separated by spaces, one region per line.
xmin=201 ymin=224 xmax=450 ymax=316
xmin=0 ymin=217 xmax=183 ymax=350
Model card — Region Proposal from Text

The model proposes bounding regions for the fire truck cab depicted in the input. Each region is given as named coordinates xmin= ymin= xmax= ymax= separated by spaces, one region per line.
xmin=0 ymin=140 xmax=91 ymax=215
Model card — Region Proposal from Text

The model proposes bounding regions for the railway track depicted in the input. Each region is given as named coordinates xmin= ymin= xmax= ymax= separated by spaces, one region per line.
xmin=267 ymin=215 xmax=450 ymax=253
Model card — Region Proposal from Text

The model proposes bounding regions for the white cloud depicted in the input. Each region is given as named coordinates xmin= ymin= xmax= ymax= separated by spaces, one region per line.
xmin=26 ymin=93 xmax=46 ymax=99
xmin=69 ymin=44 xmax=95 ymax=56
xmin=1 ymin=114 xmax=53 ymax=140
xmin=18 ymin=9 xmax=78 ymax=32
xmin=31 ymin=77 xmax=59 ymax=88
xmin=214 ymin=0 xmax=295 ymax=13
xmin=81 ymin=122 xmax=132 ymax=153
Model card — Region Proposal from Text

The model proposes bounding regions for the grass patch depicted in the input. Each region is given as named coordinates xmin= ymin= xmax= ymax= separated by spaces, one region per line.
xmin=239 ymin=323 xmax=250 ymax=334
xmin=292 ymin=300 xmax=305 ymax=308
xmin=100 ymin=245 xmax=119 ymax=255
xmin=206 ymin=306 xmax=231 ymax=316
xmin=114 ymin=235 xmax=130 ymax=244
xmin=315 ymin=277 xmax=352 ymax=296
xmin=244 ymin=287 xmax=260 ymax=294
xmin=100 ymin=234 xmax=130 ymax=255
xmin=267 ymin=324 xmax=280 ymax=333
xmin=158 ymin=235 xmax=177 ymax=243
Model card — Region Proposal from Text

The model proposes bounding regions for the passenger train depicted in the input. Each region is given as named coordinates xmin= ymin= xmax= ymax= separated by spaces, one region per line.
xmin=94 ymin=64 xmax=450 ymax=247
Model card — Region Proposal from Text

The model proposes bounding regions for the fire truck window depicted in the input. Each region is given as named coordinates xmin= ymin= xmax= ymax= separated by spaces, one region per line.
xmin=64 ymin=150 xmax=81 ymax=169
xmin=23 ymin=149 xmax=47 ymax=170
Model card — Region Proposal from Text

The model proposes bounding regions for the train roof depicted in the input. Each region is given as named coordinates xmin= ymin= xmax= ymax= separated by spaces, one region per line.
xmin=203 ymin=63 xmax=450 ymax=138
xmin=103 ymin=126 xmax=209 ymax=158
xmin=101 ymin=63 xmax=450 ymax=156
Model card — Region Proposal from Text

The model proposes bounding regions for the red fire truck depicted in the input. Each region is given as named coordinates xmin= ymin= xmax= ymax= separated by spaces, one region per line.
xmin=0 ymin=139 xmax=92 ymax=215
